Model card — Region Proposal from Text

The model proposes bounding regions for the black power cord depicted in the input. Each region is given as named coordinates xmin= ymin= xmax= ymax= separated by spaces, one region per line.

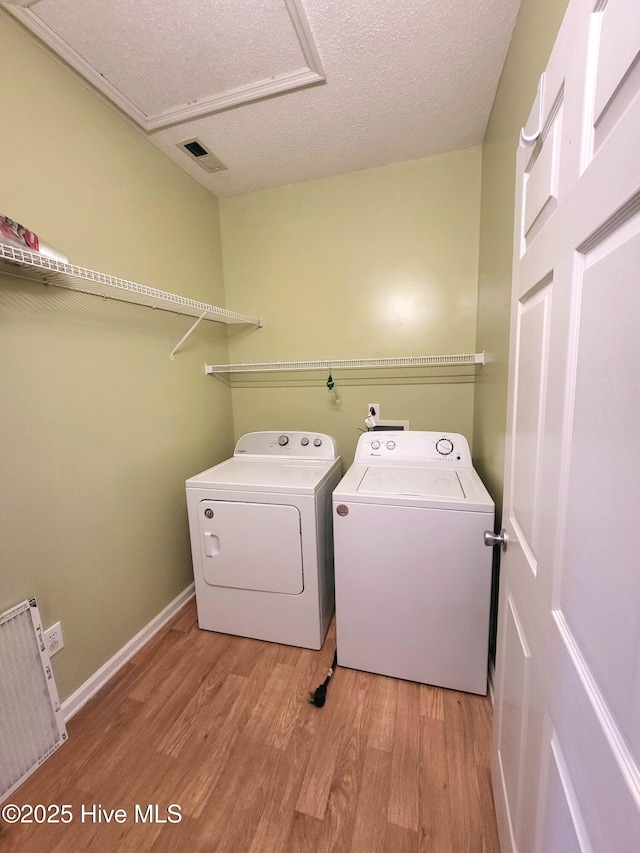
xmin=309 ymin=649 xmax=338 ymax=707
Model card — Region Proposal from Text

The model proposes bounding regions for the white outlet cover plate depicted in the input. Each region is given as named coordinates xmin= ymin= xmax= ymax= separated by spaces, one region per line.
xmin=44 ymin=621 xmax=64 ymax=656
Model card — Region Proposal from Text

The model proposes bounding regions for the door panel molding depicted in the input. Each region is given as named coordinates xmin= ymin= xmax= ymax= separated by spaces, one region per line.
xmin=495 ymin=592 xmax=532 ymax=849
xmin=538 ymin=732 xmax=594 ymax=853
xmin=552 ymin=610 xmax=640 ymax=806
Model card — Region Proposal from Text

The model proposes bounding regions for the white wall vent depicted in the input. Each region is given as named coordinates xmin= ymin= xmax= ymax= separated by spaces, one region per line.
xmin=178 ymin=139 xmax=228 ymax=173
xmin=0 ymin=598 xmax=67 ymax=803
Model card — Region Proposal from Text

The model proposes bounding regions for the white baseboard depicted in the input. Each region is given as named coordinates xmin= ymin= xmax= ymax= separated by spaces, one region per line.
xmin=62 ymin=583 xmax=195 ymax=722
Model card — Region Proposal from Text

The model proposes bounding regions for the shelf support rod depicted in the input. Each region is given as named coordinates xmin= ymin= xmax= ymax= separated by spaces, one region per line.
xmin=170 ymin=309 xmax=209 ymax=360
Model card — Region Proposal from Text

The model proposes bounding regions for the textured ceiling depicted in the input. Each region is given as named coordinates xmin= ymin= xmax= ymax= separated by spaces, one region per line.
xmin=5 ymin=0 xmax=523 ymax=197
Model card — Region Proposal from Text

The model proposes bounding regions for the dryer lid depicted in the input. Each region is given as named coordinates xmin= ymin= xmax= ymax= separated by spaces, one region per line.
xmin=357 ymin=466 xmax=465 ymax=499
xmin=186 ymin=457 xmax=339 ymax=494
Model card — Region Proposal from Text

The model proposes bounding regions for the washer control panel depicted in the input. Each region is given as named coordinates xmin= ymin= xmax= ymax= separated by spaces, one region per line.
xmin=355 ymin=431 xmax=471 ymax=466
xmin=234 ymin=431 xmax=338 ymax=460
xmin=370 ymin=439 xmax=397 ymax=451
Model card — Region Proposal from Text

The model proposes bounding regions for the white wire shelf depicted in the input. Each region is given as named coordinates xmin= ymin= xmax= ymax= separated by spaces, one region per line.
xmin=205 ymin=353 xmax=485 ymax=374
xmin=0 ymin=243 xmax=263 ymax=327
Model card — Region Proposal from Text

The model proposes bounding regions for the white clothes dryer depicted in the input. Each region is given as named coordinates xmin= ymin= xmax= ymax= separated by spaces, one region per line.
xmin=186 ymin=431 xmax=341 ymax=649
xmin=333 ymin=430 xmax=494 ymax=694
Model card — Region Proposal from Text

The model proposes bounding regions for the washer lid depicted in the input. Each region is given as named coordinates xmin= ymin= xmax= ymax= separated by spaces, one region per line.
xmin=357 ymin=466 xmax=465 ymax=499
xmin=186 ymin=457 xmax=339 ymax=494
xmin=333 ymin=462 xmax=494 ymax=512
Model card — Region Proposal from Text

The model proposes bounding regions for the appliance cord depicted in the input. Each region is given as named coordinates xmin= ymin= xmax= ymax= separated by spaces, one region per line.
xmin=309 ymin=649 xmax=338 ymax=707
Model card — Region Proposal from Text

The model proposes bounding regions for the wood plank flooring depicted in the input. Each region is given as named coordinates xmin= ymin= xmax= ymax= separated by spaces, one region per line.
xmin=1 ymin=600 xmax=500 ymax=852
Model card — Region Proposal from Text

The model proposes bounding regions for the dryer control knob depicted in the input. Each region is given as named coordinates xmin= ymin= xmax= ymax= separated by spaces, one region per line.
xmin=371 ymin=440 xmax=380 ymax=450
xmin=386 ymin=440 xmax=396 ymax=450
xmin=301 ymin=437 xmax=309 ymax=446
xmin=313 ymin=438 xmax=322 ymax=447
xmin=278 ymin=435 xmax=289 ymax=446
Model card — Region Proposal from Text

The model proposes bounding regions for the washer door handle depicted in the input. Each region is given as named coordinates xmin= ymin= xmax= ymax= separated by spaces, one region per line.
xmin=204 ymin=532 xmax=221 ymax=557
xmin=484 ymin=529 xmax=508 ymax=552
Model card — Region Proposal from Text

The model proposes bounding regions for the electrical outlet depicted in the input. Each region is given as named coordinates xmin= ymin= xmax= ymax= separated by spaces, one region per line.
xmin=367 ymin=402 xmax=380 ymax=420
xmin=44 ymin=621 xmax=64 ymax=656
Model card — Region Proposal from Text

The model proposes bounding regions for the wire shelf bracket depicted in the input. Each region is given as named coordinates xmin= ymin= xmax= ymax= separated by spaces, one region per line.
xmin=0 ymin=243 xmax=264 ymax=357
xmin=205 ymin=353 xmax=485 ymax=374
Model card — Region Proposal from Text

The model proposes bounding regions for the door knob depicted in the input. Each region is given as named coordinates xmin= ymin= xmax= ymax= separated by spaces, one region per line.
xmin=484 ymin=529 xmax=508 ymax=552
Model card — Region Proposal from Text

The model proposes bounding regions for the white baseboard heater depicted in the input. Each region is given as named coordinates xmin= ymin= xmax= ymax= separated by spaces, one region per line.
xmin=0 ymin=598 xmax=67 ymax=803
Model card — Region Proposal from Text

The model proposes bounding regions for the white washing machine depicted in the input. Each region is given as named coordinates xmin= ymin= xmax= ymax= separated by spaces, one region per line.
xmin=333 ymin=430 xmax=494 ymax=694
xmin=186 ymin=431 xmax=341 ymax=650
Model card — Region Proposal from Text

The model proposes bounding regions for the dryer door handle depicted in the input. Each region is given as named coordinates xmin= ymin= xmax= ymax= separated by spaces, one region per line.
xmin=204 ymin=531 xmax=221 ymax=557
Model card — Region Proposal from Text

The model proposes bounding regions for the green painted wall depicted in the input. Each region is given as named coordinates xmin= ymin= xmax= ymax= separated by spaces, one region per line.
xmin=473 ymin=0 xmax=570 ymax=517
xmin=219 ymin=149 xmax=482 ymax=466
xmin=0 ymin=12 xmax=233 ymax=701
xmin=0 ymin=0 xmax=573 ymax=703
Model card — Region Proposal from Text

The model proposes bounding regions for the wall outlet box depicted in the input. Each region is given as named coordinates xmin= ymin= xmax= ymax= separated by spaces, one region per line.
xmin=44 ymin=621 xmax=64 ymax=656
xmin=375 ymin=419 xmax=411 ymax=430
xmin=366 ymin=404 xmax=410 ymax=431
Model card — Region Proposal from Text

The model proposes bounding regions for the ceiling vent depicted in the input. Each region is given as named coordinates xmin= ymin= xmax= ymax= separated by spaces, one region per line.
xmin=178 ymin=139 xmax=228 ymax=173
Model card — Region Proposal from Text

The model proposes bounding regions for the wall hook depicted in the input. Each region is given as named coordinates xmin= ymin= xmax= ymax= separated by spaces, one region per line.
xmin=519 ymin=73 xmax=545 ymax=148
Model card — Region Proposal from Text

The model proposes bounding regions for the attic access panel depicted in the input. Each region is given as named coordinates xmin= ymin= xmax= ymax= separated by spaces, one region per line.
xmin=7 ymin=0 xmax=325 ymax=131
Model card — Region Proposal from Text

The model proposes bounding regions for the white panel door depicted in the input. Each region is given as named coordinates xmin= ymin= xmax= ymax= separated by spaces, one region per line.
xmin=491 ymin=0 xmax=640 ymax=851
xmin=197 ymin=500 xmax=303 ymax=594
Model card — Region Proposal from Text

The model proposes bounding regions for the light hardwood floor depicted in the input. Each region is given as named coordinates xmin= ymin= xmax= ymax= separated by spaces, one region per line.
xmin=1 ymin=600 xmax=500 ymax=852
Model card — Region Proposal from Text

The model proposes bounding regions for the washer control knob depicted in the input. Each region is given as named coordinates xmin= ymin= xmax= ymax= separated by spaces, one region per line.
xmin=278 ymin=435 xmax=289 ymax=446
xmin=436 ymin=438 xmax=454 ymax=455
xmin=371 ymin=440 xmax=380 ymax=450
xmin=386 ymin=440 xmax=396 ymax=450
xmin=204 ymin=508 xmax=214 ymax=519
xmin=313 ymin=438 xmax=322 ymax=447
xmin=300 ymin=437 xmax=309 ymax=446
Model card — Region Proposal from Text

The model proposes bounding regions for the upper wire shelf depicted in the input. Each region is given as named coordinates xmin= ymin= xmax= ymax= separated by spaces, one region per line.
xmin=205 ymin=353 xmax=485 ymax=374
xmin=0 ymin=243 xmax=263 ymax=327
